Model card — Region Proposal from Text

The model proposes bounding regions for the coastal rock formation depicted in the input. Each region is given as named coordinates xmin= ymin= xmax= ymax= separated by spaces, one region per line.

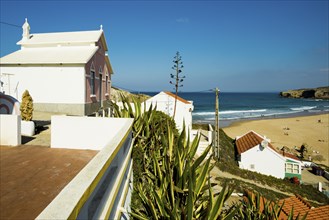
xmin=280 ymin=87 xmax=329 ymax=99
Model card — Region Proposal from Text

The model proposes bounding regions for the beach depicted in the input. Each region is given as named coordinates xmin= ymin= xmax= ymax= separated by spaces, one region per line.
xmin=223 ymin=113 xmax=329 ymax=165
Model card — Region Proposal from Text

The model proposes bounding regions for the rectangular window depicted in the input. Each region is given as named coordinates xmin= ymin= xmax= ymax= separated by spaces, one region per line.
xmin=105 ymin=75 xmax=108 ymax=92
xmin=250 ymin=164 xmax=255 ymax=170
xmin=285 ymin=163 xmax=292 ymax=173
xmin=285 ymin=163 xmax=299 ymax=174
xmin=99 ymin=73 xmax=102 ymax=100
xmin=90 ymin=70 xmax=95 ymax=95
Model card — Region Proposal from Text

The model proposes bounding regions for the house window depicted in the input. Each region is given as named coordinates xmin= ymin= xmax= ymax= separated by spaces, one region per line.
xmin=285 ymin=163 xmax=299 ymax=174
xmin=99 ymin=67 xmax=103 ymax=100
xmin=105 ymin=75 xmax=108 ymax=92
xmin=90 ymin=70 xmax=95 ymax=95
xmin=285 ymin=163 xmax=293 ymax=173
xmin=250 ymin=164 xmax=255 ymax=170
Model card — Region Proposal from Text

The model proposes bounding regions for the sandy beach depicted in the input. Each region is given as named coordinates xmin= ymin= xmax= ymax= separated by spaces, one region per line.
xmin=223 ymin=113 xmax=329 ymax=165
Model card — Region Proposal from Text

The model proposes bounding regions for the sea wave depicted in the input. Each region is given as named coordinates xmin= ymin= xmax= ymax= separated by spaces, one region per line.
xmin=193 ymin=109 xmax=267 ymax=116
xmin=220 ymin=109 xmax=267 ymax=115
xmin=290 ymin=106 xmax=317 ymax=111
xmin=193 ymin=112 xmax=215 ymax=116
xmin=201 ymin=110 xmax=305 ymax=121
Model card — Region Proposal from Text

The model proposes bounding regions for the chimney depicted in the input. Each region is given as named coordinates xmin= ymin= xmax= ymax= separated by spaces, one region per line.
xmin=22 ymin=18 xmax=30 ymax=40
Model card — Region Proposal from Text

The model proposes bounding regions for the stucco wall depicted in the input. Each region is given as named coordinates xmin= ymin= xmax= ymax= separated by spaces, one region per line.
xmin=0 ymin=114 xmax=21 ymax=146
xmin=0 ymin=65 xmax=85 ymax=104
xmin=85 ymin=39 xmax=111 ymax=105
xmin=51 ymin=116 xmax=132 ymax=150
xmin=145 ymin=92 xmax=193 ymax=133
xmin=240 ymin=145 xmax=285 ymax=179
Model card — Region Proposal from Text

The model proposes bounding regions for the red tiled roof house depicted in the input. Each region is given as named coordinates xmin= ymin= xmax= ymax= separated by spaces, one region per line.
xmin=235 ymin=130 xmax=302 ymax=179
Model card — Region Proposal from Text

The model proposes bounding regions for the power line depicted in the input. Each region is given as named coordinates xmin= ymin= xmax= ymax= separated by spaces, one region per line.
xmin=0 ymin=21 xmax=21 ymax=28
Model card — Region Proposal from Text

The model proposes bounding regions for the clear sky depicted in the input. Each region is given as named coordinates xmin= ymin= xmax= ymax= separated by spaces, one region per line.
xmin=1 ymin=0 xmax=328 ymax=92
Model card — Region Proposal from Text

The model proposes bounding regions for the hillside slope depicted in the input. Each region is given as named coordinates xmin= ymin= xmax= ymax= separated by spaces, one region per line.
xmin=110 ymin=87 xmax=150 ymax=102
xmin=215 ymin=129 xmax=329 ymax=205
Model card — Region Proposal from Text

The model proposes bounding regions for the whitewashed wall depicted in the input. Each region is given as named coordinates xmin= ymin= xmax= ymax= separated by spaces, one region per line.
xmin=144 ymin=92 xmax=194 ymax=133
xmin=51 ymin=116 xmax=132 ymax=150
xmin=0 ymin=114 xmax=21 ymax=146
xmin=37 ymin=116 xmax=134 ymax=220
xmin=0 ymin=66 xmax=85 ymax=104
xmin=240 ymin=145 xmax=285 ymax=179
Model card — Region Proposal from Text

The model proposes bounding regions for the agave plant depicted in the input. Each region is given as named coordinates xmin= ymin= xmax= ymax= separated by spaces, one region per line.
xmin=111 ymin=96 xmax=238 ymax=219
xmin=131 ymin=124 xmax=238 ymax=219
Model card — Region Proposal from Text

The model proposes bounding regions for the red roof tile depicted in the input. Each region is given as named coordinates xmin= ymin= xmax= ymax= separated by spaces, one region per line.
xmin=307 ymin=205 xmax=329 ymax=220
xmin=164 ymin=91 xmax=191 ymax=104
xmin=236 ymin=131 xmax=277 ymax=154
xmin=282 ymin=151 xmax=300 ymax=161
xmin=278 ymin=194 xmax=312 ymax=219
xmin=244 ymin=192 xmax=328 ymax=220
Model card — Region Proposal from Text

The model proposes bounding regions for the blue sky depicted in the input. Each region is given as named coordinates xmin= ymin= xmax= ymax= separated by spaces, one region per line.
xmin=1 ymin=0 xmax=328 ymax=92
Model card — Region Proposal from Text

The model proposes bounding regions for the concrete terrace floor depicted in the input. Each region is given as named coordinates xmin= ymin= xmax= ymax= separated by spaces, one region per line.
xmin=0 ymin=145 xmax=98 ymax=219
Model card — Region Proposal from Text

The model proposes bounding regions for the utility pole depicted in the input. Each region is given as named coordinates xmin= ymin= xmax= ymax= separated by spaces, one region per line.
xmin=214 ymin=87 xmax=220 ymax=160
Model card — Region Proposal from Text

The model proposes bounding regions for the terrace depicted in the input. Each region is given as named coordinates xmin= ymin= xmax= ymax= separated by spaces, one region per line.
xmin=0 ymin=114 xmax=134 ymax=219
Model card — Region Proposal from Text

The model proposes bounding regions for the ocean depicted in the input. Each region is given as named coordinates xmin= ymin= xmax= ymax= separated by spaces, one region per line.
xmin=142 ymin=92 xmax=329 ymax=127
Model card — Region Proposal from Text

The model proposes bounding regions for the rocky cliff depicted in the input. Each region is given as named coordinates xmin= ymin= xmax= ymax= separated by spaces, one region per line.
xmin=280 ymin=87 xmax=329 ymax=99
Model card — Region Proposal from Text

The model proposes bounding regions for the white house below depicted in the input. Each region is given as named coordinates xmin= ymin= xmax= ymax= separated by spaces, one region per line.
xmin=144 ymin=91 xmax=194 ymax=133
xmin=236 ymin=130 xmax=302 ymax=180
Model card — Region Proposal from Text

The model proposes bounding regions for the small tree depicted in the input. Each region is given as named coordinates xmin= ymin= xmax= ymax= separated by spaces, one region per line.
xmin=20 ymin=90 xmax=33 ymax=121
xmin=170 ymin=51 xmax=185 ymax=118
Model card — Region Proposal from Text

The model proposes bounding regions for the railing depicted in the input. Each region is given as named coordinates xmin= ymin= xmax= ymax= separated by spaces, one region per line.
xmin=36 ymin=117 xmax=134 ymax=219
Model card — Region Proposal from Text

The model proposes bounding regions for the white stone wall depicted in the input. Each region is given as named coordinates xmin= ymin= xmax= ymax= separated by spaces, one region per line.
xmin=0 ymin=66 xmax=85 ymax=104
xmin=240 ymin=145 xmax=285 ymax=179
xmin=51 ymin=116 xmax=132 ymax=150
xmin=0 ymin=114 xmax=21 ymax=146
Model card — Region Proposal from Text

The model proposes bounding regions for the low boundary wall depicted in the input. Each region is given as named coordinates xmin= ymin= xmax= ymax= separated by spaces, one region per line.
xmin=0 ymin=114 xmax=21 ymax=146
xmin=37 ymin=116 xmax=134 ymax=219
xmin=51 ymin=116 xmax=130 ymax=150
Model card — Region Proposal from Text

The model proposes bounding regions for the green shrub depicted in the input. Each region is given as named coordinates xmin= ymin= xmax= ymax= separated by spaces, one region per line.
xmin=20 ymin=90 xmax=33 ymax=121
xmin=111 ymin=96 xmax=237 ymax=219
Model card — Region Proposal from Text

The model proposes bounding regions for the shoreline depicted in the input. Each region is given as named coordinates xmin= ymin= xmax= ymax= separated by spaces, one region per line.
xmin=221 ymin=113 xmax=329 ymax=165
xmin=192 ymin=110 xmax=329 ymax=128
xmin=221 ymin=110 xmax=329 ymax=128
